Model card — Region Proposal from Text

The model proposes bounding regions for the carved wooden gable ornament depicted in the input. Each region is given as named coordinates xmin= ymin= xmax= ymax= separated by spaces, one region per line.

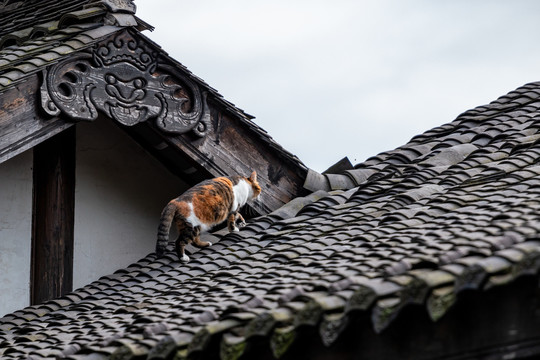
xmin=40 ymin=30 xmax=211 ymax=137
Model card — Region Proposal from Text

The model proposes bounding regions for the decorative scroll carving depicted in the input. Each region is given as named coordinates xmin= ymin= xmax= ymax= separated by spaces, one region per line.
xmin=40 ymin=30 xmax=210 ymax=137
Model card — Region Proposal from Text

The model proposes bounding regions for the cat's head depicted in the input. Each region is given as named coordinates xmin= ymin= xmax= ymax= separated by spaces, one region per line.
xmin=246 ymin=171 xmax=262 ymax=200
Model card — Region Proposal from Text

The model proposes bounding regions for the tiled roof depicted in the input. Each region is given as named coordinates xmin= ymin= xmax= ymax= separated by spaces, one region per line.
xmin=3 ymin=81 xmax=540 ymax=358
xmin=0 ymin=0 xmax=139 ymax=91
xmin=0 ymin=0 xmax=98 ymax=38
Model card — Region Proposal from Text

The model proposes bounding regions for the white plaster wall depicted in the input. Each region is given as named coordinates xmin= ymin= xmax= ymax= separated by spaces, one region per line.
xmin=73 ymin=118 xmax=188 ymax=290
xmin=0 ymin=150 xmax=33 ymax=317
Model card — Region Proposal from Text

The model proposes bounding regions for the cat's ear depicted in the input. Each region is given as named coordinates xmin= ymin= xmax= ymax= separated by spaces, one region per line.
xmin=248 ymin=171 xmax=257 ymax=182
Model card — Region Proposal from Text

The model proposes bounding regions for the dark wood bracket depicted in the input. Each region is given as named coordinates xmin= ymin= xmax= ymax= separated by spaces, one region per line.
xmin=40 ymin=30 xmax=210 ymax=137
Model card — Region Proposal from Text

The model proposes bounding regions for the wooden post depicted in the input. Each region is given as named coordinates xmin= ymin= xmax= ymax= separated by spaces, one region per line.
xmin=31 ymin=126 xmax=76 ymax=305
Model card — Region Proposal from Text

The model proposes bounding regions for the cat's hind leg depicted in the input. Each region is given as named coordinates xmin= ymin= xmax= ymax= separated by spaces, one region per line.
xmin=192 ymin=226 xmax=213 ymax=248
xmin=175 ymin=237 xmax=190 ymax=262
xmin=175 ymin=222 xmax=195 ymax=262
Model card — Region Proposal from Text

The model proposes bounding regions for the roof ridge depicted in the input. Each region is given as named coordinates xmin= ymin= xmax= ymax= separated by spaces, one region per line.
xmin=0 ymin=0 xmax=138 ymax=49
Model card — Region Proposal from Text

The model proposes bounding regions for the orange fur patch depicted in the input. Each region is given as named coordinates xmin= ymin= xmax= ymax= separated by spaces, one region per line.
xmin=192 ymin=177 xmax=233 ymax=224
xmin=171 ymin=199 xmax=190 ymax=219
xmin=215 ymin=177 xmax=234 ymax=187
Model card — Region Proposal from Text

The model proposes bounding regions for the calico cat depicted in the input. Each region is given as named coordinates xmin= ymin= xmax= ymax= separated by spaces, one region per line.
xmin=156 ymin=171 xmax=261 ymax=262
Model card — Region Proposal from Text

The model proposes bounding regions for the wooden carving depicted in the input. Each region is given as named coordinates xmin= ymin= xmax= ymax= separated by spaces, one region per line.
xmin=40 ymin=31 xmax=210 ymax=137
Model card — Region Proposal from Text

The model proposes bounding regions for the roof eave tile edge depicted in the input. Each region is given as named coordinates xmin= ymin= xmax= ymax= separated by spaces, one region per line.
xmin=304 ymin=167 xmax=363 ymax=192
xmin=204 ymin=243 xmax=540 ymax=359
xmin=0 ymin=25 xmax=125 ymax=94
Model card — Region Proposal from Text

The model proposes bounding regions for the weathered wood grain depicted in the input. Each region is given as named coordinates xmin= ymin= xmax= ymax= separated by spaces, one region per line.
xmin=31 ymin=127 xmax=75 ymax=305
xmin=0 ymin=76 xmax=72 ymax=164
xmin=157 ymin=105 xmax=308 ymax=215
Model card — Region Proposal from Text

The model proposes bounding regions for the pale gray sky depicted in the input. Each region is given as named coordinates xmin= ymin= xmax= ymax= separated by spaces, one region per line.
xmin=136 ymin=1 xmax=540 ymax=172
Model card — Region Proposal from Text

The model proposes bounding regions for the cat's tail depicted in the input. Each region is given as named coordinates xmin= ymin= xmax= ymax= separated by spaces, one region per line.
xmin=156 ymin=202 xmax=176 ymax=257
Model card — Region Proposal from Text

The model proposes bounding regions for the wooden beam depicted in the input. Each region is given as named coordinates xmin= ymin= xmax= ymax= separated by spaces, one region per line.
xmin=156 ymin=108 xmax=308 ymax=215
xmin=0 ymin=76 xmax=73 ymax=165
xmin=31 ymin=126 xmax=76 ymax=305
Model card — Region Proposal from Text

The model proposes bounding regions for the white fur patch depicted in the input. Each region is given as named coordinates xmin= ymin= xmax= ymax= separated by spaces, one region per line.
xmin=185 ymin=202 xmax=210 ymax=232
xmin=232 ymin=179 xmax=253 ymax=212
xmin=181 ymin=253 xmax=190 ymax=262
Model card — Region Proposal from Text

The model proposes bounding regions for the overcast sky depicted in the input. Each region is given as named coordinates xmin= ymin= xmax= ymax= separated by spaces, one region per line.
xmin=136 ymin=1 xmax=540 ymax=173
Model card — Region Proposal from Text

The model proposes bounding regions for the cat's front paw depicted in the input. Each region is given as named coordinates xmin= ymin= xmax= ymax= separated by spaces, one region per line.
xmin=238 ymin=220 xmax=246 ymax=228
xmin=208 ymin=242 xmax=213 ymax=246
xmin=181 ymin=254 xmax=190 ymax=262
xmin=231 ymin=226 xmax=240 ymax=232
